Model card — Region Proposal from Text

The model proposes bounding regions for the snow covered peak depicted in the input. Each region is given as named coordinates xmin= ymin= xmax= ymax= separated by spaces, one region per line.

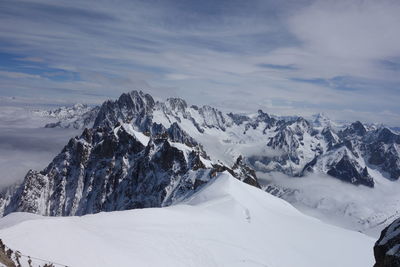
xmin=165 ymin=97 xmax=188 ymax=113
xmin=117 ymin=90 xmax=155 ymax=113
xmin=32 ymin=103 xmax=99 ymax=129
xmin=93 ymin=90 xmax=155 ymax=129
xmin=369 ymin=127 xmax=400 ymax=144
xmin=34 ymin=103 xmax=91 ymax=120
xmin=312 ymin=112 xmax=331 ymax=127
xmin=342 ymin=121 xmax=368 ymax=137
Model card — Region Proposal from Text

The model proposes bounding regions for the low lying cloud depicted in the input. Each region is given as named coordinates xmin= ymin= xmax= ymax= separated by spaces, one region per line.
xmin=0 ymin=105 xmax=79 ymax=188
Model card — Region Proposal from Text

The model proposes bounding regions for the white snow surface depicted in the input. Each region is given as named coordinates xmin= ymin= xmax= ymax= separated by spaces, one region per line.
xmin=0 ymin=173 xmax=374 ymax=267
xmin=121 ymin=123 xmax=150 ymax=146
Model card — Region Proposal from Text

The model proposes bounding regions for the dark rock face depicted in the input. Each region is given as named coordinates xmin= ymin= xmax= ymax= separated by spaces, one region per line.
xmin=301 ymin=156 xmax=318 ymax=174
xmin=374 ymin=218 xmax=400 ymax=267
xmin=341 ymin=121 xmax=367 ymax=137
xmin=3 ymin=89 xmax=400 ymax=217
xmin=321 ymin=127 xmax=339 ymax=149
xmin=1 ymin=94 xmax=262 ymax=216
xmin=368 ymin=143 xmax=400 ymax=180
xmin=318 ymin=124 xmax=400 ymax=186
xmin=244 ymin=110 xmax=276 ymax=133
xmin=327 ymin=155 xmax=374 ymax=187
xmin=38 ymin=90 xmax=400 ymax=188
xmin=227 ymin=112 xmax=250 ymax=126
xmin=208 ymin=157 xmax=260 ymax=189
xmin=366 ymin=128 xmax=400 ymax=180
xmin=3 ymin=124 xmax=216 ymax=216
xmin=94 ymin=90 xmax=155 ymax=129
xmin=198 ymin=105 xmax=227 ymax=131
xmin=165 ymin=98 xmax=188 ymax=113
xmin=166 ymin=122 xmax=198 ymax=147
xmin=375 ymin=128 xmax=400 ymax=144
xmin=231 ymin=156 xmax=260 ymax=188
xmin=260 ymin=118 xmax=313 ymax=175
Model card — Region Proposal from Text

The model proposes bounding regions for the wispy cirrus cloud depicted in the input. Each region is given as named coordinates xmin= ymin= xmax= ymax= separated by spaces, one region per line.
xmin=0 ymin=0 xmax=399 ymax=125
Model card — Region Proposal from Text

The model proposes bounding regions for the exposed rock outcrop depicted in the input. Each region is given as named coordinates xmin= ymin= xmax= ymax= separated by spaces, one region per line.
xmin=374 ymin=218 xmax=400 ymax=267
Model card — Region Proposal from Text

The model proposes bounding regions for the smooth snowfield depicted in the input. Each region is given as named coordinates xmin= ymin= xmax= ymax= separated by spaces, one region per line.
xmin=0 ymin=173 xmax=374 ymax=267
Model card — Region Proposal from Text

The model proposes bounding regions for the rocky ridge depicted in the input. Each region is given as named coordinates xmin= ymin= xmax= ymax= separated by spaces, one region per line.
xmin=374 ymin=218 xmax=400 ymax=267
xmin=1 ymin=90 xmax=400 ymax=217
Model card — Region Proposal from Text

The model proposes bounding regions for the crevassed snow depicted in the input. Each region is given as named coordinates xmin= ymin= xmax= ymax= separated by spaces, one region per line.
xmin=0 ymin=173 xmax=374 ymax=267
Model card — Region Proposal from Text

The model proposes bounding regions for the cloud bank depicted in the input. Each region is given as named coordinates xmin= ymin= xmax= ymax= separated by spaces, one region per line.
xmin=0 ymin=105 xmax=79 ymax=188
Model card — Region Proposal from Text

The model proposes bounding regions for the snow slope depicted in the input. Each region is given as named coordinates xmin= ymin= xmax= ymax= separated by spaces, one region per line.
xmin=0 ymin=173 xmax=374 ymax=267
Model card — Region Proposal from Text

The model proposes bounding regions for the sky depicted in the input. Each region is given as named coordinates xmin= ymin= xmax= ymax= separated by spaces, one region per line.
xmin=0 ymin=0 xmax=400 ymax=125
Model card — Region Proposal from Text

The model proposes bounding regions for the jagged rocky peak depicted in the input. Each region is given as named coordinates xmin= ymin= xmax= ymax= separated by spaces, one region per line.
xmin=360 ymin=126 xmax=400 ymax=180
xmin=292 ymin=117 xmax=312 ymax=133
xmin=341 ymin=121 xmax=367 ymax=137
xmin=227 ymin=112 xmax=250 ymax=125
xmin=253 ymin=109 xmax=275 ymax=126
xmin=45 ymin=105 xmax=100 ymax=129
xmin=208 ymin=156 xmax=261 ymax=189
xmin=148 ymin=121 xmax=199 ymax=149
xmin=372 ymin=127 xmax=400 ymax=144
xmin=118 ymin=90 xmax=155 ymax=111
xmin=302 ymin=144 xmax=375 ymax=187
xmin=35 ymin=103 xmax=92 ymax=119
xmin=165 ymin=97 xmax=188 ymax=113
xmin=1 ymin=113 xmax=261 ymax=216
xmin=268 ymin=117 xmax=312 ymax=149
xmin=374 ymin=218 xmax=400 ymax=267
xmin=198 ymin=105 xmax=227 ymax=130
xmin=256 ymin=109 xmax=270 ymax=120
xmin=5 ymin=89 xmax=400 ymax=220
xmin=326 ymin=152 xmax=374 ymax=187
xmin=367 ymin=142 xmax=400 ymax=181
xmin=94 ymin=90 xmax=155 ymax=129
xmin=243 ymin=109 xmax=276 ymax=132
xmin=321 ymin=127 xmax=340 ymax=149
xmin=311 ymin=112 xmax=332 ymax=128
xmin=166 ymin=122 xmax=198 ymax=147
xmin=273 ymin=116 xmax=312 ymax=136
xmin=1 ymin=123 xmax=213 ymax=216
xmin=231 ymin=155 xmax=260 ymax=188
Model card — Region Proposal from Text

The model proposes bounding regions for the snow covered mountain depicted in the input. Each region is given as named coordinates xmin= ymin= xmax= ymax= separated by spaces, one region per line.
xmin=84 ymin=91 xmax=399 ymax=183
xmin=0 ymin=120 xmax=257 ymax=216
xmin=34 ymin=103 xmax=100 ymax=129
xmin=36 ymin=91 xmax=399 ymax=187
xmin=1 ymin=90 xmax=399 ymax=236
xmin=310 ymin=112 xmax=343 ymax=130
xmin=0 ymin=173 xmax=374 ymax=267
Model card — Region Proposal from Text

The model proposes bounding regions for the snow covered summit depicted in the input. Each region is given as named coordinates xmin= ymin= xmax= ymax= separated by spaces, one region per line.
xmin=0 ymin=173 xmax=374 ymax=267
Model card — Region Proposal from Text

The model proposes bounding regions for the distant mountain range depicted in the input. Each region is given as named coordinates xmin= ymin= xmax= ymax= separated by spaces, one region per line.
xmin=1 ymin=90 xmax=399 ymax=232
xmin=42 ymin=90 xmax=400 ymax=184
xmin=33 ymin=103 xmax=100 ymax=129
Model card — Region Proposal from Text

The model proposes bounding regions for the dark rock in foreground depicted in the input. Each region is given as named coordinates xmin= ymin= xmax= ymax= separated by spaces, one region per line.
xmin=374 ymin=218 xmax=400 ymax=267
